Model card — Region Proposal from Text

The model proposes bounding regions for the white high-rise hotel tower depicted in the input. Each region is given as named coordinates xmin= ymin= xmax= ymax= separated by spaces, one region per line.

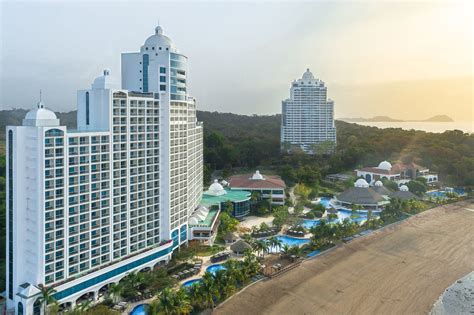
xmin=281 ymin=69 xmax=336 ymax=154
xmin=5 ymin=25 xmax=203 ymax=314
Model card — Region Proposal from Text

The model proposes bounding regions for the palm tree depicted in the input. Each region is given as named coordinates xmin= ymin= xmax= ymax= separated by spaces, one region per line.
xmin=253 ymin=239 xmax=270 ymax=258
xmin=174 ymin=288 xmax=192 ymax=314
xmin=38 ymin=285 xmax=57 ymax=315
xmin=108 ymin=283 xmax=123 ymax=303
xmin=280 ymin=244 xmax=290 ymax=257
xmin=157 ymin=288 xmax=174 ymax=314
xmin=267 ymin=236 xmax=283 ymax=252
xmin=186 ymin=284 xmax=203 ymax=310
xmin=200 ymin=272 xmax=219 ymax=309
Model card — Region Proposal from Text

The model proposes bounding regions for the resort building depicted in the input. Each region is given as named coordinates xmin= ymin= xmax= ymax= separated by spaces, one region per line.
xmin=355 ymin=161 xmax=438 ymax=186
xmin=334 ymin=179 xmax=390 ymax=210
xmin=227 ymin=170 xmax=286 ymax=205
xmin=389 ymin=185 xmax=420 ymax=201
xmin=280 ymin=69 xmax=336 ymax=154
xmin=188 ymin=205 xmax=220 ymax=245
xmin=371 ymin=180 xmax=393 ymax=197
xmin=201 ymin=180 xmax=251 ymax=219
xmin=5 ymin=25 xmax=203 ymax=314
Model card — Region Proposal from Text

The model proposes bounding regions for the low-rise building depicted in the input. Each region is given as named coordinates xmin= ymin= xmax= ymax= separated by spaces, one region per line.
xmin=355 ymin=161 xmax=438 ymax=186
xmin=227 ymin=170 xmax=286 ymax=205
xmin=334 ymin=179 xmax=390 ymax=210
xmin=201 ymin=180 xmax=251 ymax=218
xmin=188 ymin=205 xmax=220 ymax=245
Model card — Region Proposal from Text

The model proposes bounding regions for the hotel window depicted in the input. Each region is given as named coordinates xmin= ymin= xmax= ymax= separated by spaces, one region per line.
xmin=142 ymin=54 xmax=149 ymax=92
xmin=86 ymin=92 xmax=90 ymax=125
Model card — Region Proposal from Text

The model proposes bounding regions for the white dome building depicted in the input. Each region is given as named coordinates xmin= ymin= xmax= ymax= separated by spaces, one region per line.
xmin=374 ymin=180 xmax=383 ymax=187
xmin=22 ymin=101 xmax=59 ymax=127
xmin=389 ymin=185 xmax=420 ymax=200
xmin=354 ymin=178 xmax=370 ymax=188
xmin=377 ymin=161 xmax=392 ymax=171
xmin=251 ymin=170 xmax=264 ymax=180
xmin=142 ymin=25 xmax=176 ymax=51
xmin=334 ymin=178 xmax=388 ymax=210
xmin=206 ymin=179 xmax=227 ymax=196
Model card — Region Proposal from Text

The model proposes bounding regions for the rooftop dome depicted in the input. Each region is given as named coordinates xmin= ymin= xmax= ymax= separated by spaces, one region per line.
xmin=378 ymin=161 xmax=392 ymax=171
xmin=23 ymin=101 xmax=59 ymax=127
xmin=374 ymin=180 xmax=383 ymax=187
xmin=400 ymin=185 xmax=409 ymax=192
xmin=143 ymin=25 xmax=175 ymax=50
xmin=354 ymin=178 xmax=370 ymax=188
xmin=302 ymin=68 xmax=315 ymax=81
xmin=206 ymin=179 xmax=226 ymax=196
xmin=92 ymin=69 xmax=119 ymax=90
xmin=251 ymin=170 xmax=264 ymax=180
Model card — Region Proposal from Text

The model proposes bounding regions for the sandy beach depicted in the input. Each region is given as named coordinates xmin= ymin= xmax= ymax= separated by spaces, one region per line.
xmin=215 ymin=200 xmax=474 ymax=315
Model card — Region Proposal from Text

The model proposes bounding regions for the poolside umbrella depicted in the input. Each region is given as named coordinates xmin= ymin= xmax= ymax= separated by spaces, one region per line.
xmin=231 ymin=240 xmax=252 ymax=254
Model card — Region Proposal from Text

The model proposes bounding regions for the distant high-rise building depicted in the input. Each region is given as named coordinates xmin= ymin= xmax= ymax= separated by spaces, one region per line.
xmin=5 ymin=25 xmax=203 ymax=314
xmin=280 ymin=69 xmax=336 ymax=154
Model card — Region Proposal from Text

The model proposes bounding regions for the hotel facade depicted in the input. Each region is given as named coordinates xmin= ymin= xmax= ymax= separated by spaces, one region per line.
xmin=5 ymin=25 xmax=203 ymax=314
xmin=281 ymin=69 xmax=336 ymax=154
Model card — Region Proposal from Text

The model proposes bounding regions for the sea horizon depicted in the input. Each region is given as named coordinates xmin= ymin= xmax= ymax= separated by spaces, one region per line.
xmin=343 ymin=121 xmax=473 ymax=134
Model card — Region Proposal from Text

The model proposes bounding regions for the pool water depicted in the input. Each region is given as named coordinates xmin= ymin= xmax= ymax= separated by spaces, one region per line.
xmin=427 ymin=189 xmax=465 ymax=199
xmin=268 ymin=235 xmax=310 ymax=253
xmin=130 ymin=304 xmax=149 ymax=315
xmin=206 ymin=264 xmax=227 ymax=275
xmin=318 ymin=197 xmax=332 ymax=208
xmin=302 ymin=209 xmax=380 ymax=229
xmin=182 ymin=278 xmax=203 ymax=288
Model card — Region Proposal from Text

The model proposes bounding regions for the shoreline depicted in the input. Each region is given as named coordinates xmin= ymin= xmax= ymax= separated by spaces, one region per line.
xmin=430 ymin=271 xmax=474 ymax=315
xmin=214 ymin=200 xmax=474 ymax=315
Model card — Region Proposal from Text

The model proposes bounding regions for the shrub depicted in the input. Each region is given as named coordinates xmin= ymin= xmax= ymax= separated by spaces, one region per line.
xmin=306 ymin=212 xmax=315 ymax=219
xmin=313 ymin=210 xmax=323 ymax=218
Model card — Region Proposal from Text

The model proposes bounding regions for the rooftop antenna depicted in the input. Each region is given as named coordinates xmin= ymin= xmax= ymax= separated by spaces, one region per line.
xmin=38 ymin=89 xmax=44 ymax=109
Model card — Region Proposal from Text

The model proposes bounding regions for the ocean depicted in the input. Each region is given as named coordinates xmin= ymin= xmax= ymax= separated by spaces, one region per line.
xmin=346 ymin=121 xmax=473 ymax=134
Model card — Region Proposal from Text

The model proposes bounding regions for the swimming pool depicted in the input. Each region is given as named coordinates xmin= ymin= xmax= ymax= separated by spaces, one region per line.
xmin=182 ymin=278 xmax=203 ymax=288
xmin=302 ymin=209 xmax=380 ymax=229
xmin=268 ymin=235 xmax=310 ymax=253
xmin=129 ymin=304 xmax=149 ymax=315
xmin=427 ymin=189 xmax=465 ymax=199
xmin=317 ymin=197 xmax=332 ymax=208
xmin=206 ymin=264 xmax=227 ymax=275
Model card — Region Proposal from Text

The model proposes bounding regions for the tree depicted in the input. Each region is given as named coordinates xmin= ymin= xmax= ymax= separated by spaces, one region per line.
xmin=38 ymin=285 xmax=57 ymax=315
xmin=154 ymin=287 xmax=191 ymax=315
xmin=272 ymin=206 xmax=289 ymax=227
xmin=219 ymin=212 xmax=239 ymax=234
xmin=200 ymin=273 xmax=220 ymax=309
xmin=407 ymin=179 xmax=427 ymax=196
xmin=108 ymin=283 xmax=123 ymax=303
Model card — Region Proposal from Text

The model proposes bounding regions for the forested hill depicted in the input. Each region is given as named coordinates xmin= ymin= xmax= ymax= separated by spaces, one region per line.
xmin=0 ymin=109 xmax=473 ymax=186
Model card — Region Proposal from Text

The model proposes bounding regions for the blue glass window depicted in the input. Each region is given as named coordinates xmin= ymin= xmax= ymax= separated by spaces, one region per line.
xmin=142 ymin=54 xmax=149 ymax=92
xmin=85 ymin=92 xmax=90 ymax=125
xmin=160 ymin=67 xmax=166 ymax=74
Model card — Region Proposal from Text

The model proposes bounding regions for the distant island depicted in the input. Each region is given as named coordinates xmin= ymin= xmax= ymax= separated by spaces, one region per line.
xmin=340 ymin=115 xmax=454 ymax=123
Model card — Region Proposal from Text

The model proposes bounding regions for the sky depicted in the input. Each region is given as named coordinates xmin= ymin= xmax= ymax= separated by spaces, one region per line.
xmin=0 ymin=0 xmax=472 ymax=120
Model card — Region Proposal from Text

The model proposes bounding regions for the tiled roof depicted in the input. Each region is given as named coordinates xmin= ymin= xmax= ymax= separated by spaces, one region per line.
xmin=228 ymin=173 xmax=286 ymax=189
